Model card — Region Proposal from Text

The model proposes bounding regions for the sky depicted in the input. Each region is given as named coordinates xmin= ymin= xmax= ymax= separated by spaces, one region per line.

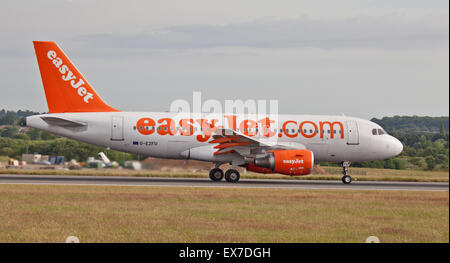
xmin=0 ymin=0 xmax=448 ymax=119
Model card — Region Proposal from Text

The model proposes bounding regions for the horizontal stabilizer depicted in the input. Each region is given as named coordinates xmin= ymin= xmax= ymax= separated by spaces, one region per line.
xmin=40 ymin=116 xmax=87 ymax=127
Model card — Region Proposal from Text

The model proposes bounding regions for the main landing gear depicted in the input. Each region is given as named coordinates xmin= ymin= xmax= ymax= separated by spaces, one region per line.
xmin=209 ymin=163 xmax=240 ymax=183
xmin=341 ymin=161 xmax=352 ymax=184
xmin=209 ymin=168 xmax=224 ymax=181
xmin=224 ymin=169 xmax=240 ymax=183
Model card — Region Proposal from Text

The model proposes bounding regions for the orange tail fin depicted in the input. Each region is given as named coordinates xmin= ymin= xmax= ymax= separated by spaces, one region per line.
xmin=33 ymin=41 xmax=119 ymax=113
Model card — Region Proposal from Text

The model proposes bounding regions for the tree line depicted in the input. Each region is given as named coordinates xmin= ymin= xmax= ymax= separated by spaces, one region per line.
xmin=371 ymin=115 xmax=448 ymax=133
xmin=350 ymin=116 xmax=448 ymax=170
xmin=0 ymin=109 xmax=136 ymax=163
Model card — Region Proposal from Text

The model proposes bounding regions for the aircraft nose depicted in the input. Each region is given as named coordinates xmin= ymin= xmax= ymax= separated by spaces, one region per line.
xmin=390 ymin=136 xmax=403 ymax=157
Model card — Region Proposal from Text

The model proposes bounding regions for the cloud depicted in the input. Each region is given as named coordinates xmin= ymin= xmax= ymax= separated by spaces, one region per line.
xmin=75 ymin=14 xmax=448 ymax=50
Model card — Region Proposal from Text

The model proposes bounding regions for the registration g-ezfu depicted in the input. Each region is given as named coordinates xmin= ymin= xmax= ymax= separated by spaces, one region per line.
xmin=223 ymin=247 xmax=271 ymax=258
xmin=27 ymin=41 xmax=403 ymax=185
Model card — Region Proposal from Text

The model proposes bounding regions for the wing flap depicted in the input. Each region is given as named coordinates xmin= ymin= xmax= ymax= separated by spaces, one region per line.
xmin=209 ymin=128 xmax=306 ymax=156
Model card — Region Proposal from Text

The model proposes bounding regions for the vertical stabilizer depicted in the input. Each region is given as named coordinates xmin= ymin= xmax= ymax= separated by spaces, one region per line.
xmin=33 ymin=41 xmax=119 ymax=113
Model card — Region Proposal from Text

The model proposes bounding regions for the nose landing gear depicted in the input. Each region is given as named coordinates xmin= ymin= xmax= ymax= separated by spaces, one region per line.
xmin=341 ymin=161 xmax=352 ymax=184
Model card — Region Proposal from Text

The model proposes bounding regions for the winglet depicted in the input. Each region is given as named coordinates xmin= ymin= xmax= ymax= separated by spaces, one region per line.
xmin=33 ymin=41 xmax=119 ymax=113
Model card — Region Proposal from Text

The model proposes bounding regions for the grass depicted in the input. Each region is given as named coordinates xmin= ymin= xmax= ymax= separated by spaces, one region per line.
xmin=0 ymin=184 xmax=447 ymax=243
xmin=0 ymin=167 xmax=448 ymax=182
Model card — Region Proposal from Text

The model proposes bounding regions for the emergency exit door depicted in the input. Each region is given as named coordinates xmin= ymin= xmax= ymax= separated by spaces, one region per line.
xmin=111 ymin=116 xmax=124 ymax=141
xmin=346 ymin=120 xmax=359 ymax=145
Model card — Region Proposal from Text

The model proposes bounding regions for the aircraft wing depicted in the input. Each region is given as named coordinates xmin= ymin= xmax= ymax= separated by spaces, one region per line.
xmin=210 ymin=128 xmax=306 ymax=156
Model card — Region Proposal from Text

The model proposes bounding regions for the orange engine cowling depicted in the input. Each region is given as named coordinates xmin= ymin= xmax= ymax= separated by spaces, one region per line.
xmin=248 ymin=149 xmax=314 ymax=176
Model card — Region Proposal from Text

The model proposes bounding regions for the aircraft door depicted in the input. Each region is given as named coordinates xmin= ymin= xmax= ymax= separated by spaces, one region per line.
xmin=111 ymin=116 xmax=124 ymax=141
xmin=346 ymin=120 xmax=359 ymax=145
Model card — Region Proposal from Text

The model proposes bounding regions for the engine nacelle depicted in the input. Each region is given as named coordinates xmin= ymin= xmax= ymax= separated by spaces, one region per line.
xmin=249 ymin=149 xmax=314 ymax=176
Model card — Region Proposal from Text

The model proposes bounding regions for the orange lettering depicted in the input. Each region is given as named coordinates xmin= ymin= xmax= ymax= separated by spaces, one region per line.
xmin=136 ymin=118 xmax=155 ymax=135
xmin=239 ymin=119 xmax=258 ymax=137
xmin=258 ymin=117 xmax=276 ymax=137
xmin=157 ymin=118 xmax=176 ymax=136
xmin=224 ymin=115 xmax=237 ymax=131
xmin=319 ymin=121 xmax=344 ymax=139
xmin=282 ymin=120 xmax=298 ymax=138
xmin=299 ymin=121 xmax=318 ymax=138
xmin=179 ymin=119 xmax=194 ymax=136
xmin=196 ymin=119 xmax=219 ymax=142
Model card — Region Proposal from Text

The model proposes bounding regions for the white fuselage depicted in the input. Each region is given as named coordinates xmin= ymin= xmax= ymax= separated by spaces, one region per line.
xmin=26 ymin=112 xmax=403 ymax=164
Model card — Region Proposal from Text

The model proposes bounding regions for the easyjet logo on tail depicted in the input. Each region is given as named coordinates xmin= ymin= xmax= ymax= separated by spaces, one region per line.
xmin=47 ymin=50 xmax=94 ymax=103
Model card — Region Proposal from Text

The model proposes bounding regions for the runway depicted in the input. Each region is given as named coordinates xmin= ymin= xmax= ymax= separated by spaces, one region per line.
xmin=0 ymin=174 xmax=448 ymax=191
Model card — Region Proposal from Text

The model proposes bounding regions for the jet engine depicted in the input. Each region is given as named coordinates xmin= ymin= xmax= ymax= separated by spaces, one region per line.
xmin=247 ymin=149 xmax=314 ymax=176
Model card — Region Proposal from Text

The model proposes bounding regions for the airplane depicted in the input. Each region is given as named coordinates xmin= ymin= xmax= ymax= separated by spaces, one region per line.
xmin=25 ymin=41 xmax=403 ymax=184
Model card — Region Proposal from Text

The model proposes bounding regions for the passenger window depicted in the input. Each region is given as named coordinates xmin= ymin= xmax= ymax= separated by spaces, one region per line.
xmin=372 ymin=129 xmax=377 ymax=135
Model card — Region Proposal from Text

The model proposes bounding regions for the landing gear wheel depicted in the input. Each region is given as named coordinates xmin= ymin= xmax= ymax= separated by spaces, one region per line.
xmin=225 ymin=169 xmax=240 ymax=183
xmin=341 ymin=161 xmax=352 ymax=184
xmin=209 ymin=168 xmax=224 ymax=181
xmin=342 ymin=175 xmax=352 ymax=184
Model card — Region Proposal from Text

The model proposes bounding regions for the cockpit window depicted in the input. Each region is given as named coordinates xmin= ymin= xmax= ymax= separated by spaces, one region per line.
xmin=378 ymin=129 xmax=385 ymax=135
xmin=372 ymin=129 xmax=378 ymax=135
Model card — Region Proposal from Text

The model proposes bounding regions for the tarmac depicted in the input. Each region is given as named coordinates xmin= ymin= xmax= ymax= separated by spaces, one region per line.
xmin=0 ymin=174 xmax=448 ymax=191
